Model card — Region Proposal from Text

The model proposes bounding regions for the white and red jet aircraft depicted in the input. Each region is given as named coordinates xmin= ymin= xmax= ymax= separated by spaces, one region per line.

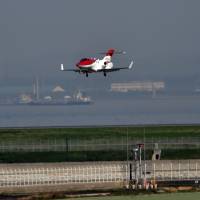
xmin=60 ymin=48 xmax=134 ymax=77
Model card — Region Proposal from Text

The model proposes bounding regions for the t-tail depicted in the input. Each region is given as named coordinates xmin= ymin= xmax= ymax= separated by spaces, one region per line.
xmin=100 ymin=48 xmax=126 ymax=57
xmin=102 ymin=49 xmax=115 ymax=62
xmin=102 ymin=48 xmax=126 ymax=62
xmin=106 ymin=48 xmax=115 ymax=57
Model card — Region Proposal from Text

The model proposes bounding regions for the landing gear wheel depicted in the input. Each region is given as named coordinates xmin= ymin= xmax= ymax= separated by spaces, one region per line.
xmin=86 ymin=73 xmax=88 ymax=77
xmin=103 ymin=72 xmax=107 ymax=77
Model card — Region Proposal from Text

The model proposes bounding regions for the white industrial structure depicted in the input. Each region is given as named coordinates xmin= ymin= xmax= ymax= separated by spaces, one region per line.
xmin=111 ymin=81 xmax=165 ymax=93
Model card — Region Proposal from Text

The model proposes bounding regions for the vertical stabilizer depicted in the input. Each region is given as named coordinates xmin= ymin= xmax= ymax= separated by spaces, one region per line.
xmin=106 ymin=49 xmax=115 ymax=57
xmin=102 ymin=49 xmax=115 ymax=62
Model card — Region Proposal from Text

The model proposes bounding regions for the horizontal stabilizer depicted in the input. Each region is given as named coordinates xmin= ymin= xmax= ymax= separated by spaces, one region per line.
xmin=99 ymin=49 xmax=126 ymax=55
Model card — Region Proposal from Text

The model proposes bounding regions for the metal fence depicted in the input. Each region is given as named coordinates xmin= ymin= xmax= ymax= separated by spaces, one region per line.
xmin=0 ymin=137 xmax=200 ymax=152
xmin=0 ymin=163 xmax=127 ymax=188
xmin=144 ymin=160 xmax=200 ymax=181
xmin=0 ymin=160 xmax=200 ymax=188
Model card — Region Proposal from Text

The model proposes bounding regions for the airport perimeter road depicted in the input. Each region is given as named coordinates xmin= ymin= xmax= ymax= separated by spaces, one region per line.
xmin=0 ymin=160 xmax=200 ymax=194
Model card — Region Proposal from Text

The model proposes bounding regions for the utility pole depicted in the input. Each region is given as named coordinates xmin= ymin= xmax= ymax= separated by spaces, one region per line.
xmin=132 ymin=147 xmax=138 ymax=188
xmin=126 ymin=127 xmax=129 ymax=184
xmin=138 ymin=144 xmax=144 ymax=180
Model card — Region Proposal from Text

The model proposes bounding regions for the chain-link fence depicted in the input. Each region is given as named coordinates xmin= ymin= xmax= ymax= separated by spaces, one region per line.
xmin=0 ymin=137 xmax=200 ymax=152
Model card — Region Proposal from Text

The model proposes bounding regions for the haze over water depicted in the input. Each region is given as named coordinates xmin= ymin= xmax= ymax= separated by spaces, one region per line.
xmin=1 ymin=95 xmax=200 ymax=127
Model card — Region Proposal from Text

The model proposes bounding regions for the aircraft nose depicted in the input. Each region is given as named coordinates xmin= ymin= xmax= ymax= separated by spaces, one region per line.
xmin=76 ymin=62 xmax=80 ymax=67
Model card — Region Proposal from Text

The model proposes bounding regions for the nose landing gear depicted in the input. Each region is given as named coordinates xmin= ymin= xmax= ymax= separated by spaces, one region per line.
xmin=103 ymin=72 xmax=107 ymax=77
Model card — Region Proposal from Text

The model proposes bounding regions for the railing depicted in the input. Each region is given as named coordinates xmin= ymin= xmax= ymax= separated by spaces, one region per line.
xmin=144 ymin=160 xmax=200 ymax=181
xmin=0 ymin=164 xmax=127 ymax=187
xmin=0 ymin=160 xmax=200 ymax=188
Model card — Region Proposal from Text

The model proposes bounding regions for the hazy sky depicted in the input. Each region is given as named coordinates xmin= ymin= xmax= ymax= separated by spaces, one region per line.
xmin=0 ymin=0 xmax=200 ymax=90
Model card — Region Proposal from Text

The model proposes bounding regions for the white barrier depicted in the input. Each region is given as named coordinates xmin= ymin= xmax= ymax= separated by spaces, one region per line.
xmin=0 ymin=164 xmax=127 ymax=188
xmin=0 ymin=161 xmax=200 ymax=188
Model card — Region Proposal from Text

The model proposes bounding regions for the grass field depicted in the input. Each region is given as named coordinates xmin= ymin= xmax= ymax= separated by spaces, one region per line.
xmin=61 ymin=192 xmax=200 ymax=200
xmin=1 ymin=125 xmax=200 ymax=140
xmin=1 ymin=149 xmax=200 ymax=163
xmin=1 ymin=125 xmax=200 ymax=162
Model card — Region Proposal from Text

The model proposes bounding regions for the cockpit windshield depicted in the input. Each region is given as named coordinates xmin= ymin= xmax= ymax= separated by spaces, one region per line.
xmin=80 ymin=58 xmax=88 ymax=62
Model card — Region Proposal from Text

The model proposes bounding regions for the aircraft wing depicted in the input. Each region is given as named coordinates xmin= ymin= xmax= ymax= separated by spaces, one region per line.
xmin=60 ymin=64 xmax=80 ymax=72
xmin=98 ymin=60 xmax=134 ymax=72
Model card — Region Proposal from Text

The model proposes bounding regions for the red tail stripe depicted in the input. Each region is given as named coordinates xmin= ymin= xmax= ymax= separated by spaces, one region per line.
xmin=106 ymin=49 xmax=115 ymax=56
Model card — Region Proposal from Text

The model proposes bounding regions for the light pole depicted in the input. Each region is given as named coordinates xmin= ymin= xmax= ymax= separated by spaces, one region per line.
xmin=126 ymin=127 xmax=129 ymax=184
xmin=138 ymin=144 xmax=144 ymax=180
xmin=133 ymin=147 xmax=138 ymax=185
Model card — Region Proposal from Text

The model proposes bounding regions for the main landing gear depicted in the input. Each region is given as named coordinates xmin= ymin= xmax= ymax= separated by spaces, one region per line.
xmin=103 ymin=72 xmax=107 ymax=77
xmin=86 ymin=73 xmax=88 ymax=77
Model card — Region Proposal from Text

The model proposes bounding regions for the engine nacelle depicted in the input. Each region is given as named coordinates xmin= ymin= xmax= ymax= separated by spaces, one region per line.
xmin=105 ymin=62 xmax=113 ymax=69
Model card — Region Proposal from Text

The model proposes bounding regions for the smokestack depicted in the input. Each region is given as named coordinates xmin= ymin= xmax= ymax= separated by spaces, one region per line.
xmin=35 ymin=77 xmax=39 ymax=101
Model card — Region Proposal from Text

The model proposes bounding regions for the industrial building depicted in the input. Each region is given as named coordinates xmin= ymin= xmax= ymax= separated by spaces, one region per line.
xmin=111 ymin=81 xmax=165 ymax=93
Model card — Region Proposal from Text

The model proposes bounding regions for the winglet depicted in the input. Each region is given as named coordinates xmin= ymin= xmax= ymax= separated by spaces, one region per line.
xmin=61 ymin=64 xmax=64 ymax=71
xmin=128 ymin=60 xmax=134 ymax=69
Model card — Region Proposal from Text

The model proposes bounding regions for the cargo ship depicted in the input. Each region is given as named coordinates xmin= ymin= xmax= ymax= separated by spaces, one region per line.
xmin=17 ymin=90 xmax=93 ymax=106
